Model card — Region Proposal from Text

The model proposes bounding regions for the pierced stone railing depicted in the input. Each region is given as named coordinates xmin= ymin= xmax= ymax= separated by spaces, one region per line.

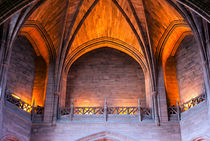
xmin=141 ymin=108 xmax=152 ymax=119
xmin=74 ymin=107 xmax=104 ymax=115
xmin=59 ymin=99 xmax=152 ymax=121
xmin=168 ymin=105 xmax=180 ymax=120
xmin=5 ymin=92 xmax=44 ymax=121
xmin=107 ymin=107 xmax=137 ymax=115
xmin=180 ymin=93 xmax=206 ymax=112
xmin=60 ymin=107 xmax=71 ymax=115
xmin=6 ymin=93 xmax=33 ymax=112
xmin=168 ymin=93 xmax=206 ymax=120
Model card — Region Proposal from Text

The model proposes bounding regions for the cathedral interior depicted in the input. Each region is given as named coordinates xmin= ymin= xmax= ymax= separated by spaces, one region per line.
xmin=0 ymin=0 xmax=209 ymax=140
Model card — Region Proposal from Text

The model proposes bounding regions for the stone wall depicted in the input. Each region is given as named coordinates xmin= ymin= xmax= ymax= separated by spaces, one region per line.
xmin=7 ymin=36 xmax=36 ymax=104
xmin=32 ymin=56 xmax=47 ymax=107
xmin=165 ymin=57 xmax=180 ymax=106
xmin=1 ymin=102 xmax=32 ymax=141
xmin=180 ymin=101 xmax=210 ymax=141
xmin=175 ymin=35 xmax=204 ymax=104
xmin=66 ymin=47 xmax=146 ymax=107
xmin=31 ymin=122 xmax=181 ymax=141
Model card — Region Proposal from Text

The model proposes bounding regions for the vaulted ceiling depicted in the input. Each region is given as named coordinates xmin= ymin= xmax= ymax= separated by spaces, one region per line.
xmin=17 ymin=0 xmax=192 ymax=73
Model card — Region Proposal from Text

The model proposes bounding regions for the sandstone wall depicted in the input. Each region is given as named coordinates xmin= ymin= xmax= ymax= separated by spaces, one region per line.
xmin=175 ymin=35 xmax=204 ymax=104
xmin=7 ymin=36 xmax=36 ymax=104
xmin=66 ymin=47 xmax=146 ymax=107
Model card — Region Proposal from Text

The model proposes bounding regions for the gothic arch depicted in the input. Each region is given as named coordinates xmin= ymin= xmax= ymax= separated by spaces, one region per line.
xmin=19 ymin=20 xmax=56 ymax=64
xmin=60 ymin=38 xmax=152 ymax=108
xmin=64 ymin=37 xmax=147 ymax=74
xmin=192 ymin=136 xmax=210 ymax=141
xmin=76 ymin=131 xmax=136 ymax=141
xmin=1 ymin=135 xmax=20 ymax=141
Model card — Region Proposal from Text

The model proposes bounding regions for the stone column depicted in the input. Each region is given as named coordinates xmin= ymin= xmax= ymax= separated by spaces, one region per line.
xmin=104 ymin=99 xmax=107 ymax=121
xmin=152 ymin=91 xmax=160 ymax=126
xmin=138 ymin=99 xmax=142 ymax=121
xmin=69 ymin=99 xmax=74 ymax=121
xmin=189 ymin=10 xmax=210 ymax=123
xmin=202 ymin=60 xmax=210 ymax=123
xmin=52 ymin=92 xmax=60 ymax=125
xmin=0 ymin=61 xmax=8 ymax=139
xmin=157 ymin=65 xmax=169 ymax=122
xmin=43 ymin=64 xmax=55 ymax=123
xmin=206 ymin=41 xmax=210 ymax=123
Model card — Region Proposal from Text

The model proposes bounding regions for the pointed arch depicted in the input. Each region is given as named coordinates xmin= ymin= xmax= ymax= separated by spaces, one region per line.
xmin=19 ymin=20 xmax=56 ymax=64
xmin=76 ymin=131 xmax=136 ymax=141
xmin=65 ymin=37 xmax=147 ymax=74
xmin=1 ymin=135 xmax=20 ymax=141
xmin=60 ymin=37 xmax=153 ymax=108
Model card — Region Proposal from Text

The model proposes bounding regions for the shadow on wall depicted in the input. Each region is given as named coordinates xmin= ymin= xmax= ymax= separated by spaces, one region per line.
xmin=76 ymin=131 xmax=136 ymax=141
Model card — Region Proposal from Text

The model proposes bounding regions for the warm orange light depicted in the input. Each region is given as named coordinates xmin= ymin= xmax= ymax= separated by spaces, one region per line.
xmin=10 ymin=93 xmax=33 ymax=113
xmin=11 ymin=94 xmax=20 ymax=99
xmin=22 ymin=104 xmax=32 ymax=112
xmin=84 ymin=108 xmax=93 ymax=115
xmin=69 ymin=0 xmax=143 ymax=54
xmin=19 ymin=23 xmax=50 ymax=64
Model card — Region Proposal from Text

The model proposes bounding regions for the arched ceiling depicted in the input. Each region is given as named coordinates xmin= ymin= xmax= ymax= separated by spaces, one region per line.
xmin=143 ymin=0 xmax=191 ymax=56
xmin=69 ymin=0 xmax=143 ymax=54
xmin=19 ymin=20 xmax=56 ymax=64
xmin=64 ymin=37 xmax=147 ymax=74
xmin=16 ymin=0 xmax=193 ymax=71
xmin=26 ymin=0 xmax=67 ymax=53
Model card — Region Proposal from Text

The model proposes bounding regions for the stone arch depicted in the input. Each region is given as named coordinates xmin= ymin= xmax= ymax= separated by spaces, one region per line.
xmin=192 ymin=136 xmax=210 ymax=141
xmin=76 ymin=131 xmax=136 ymax=141
xmin=163 ymin=34 xmax=205 ymax=106
xmin=19 ymin=20 xmax=56 ymax=64
xmin=18 ymin=21 xmax=57 ymax=111
xmin=65 ymin=47 xmax=146 ymax=107
xmin=6 ymin=35 xmax=37 ymax=105
xmin=158 ymin=21 xmax=194 ymax=106
xmin=174 ymin=35 xmax=205 ymax=104
xmin=1 ymin=135 xmax=20 ymax=141
xmin=159 ymin=20 xmax=193 ymax=67
xmin=65 ymin=37 xmax=147 ymax=74
xmin=60 ymin=38 xmax=152 ymax=108
xmin=19 ymin=21 xmax=57 ymax=122
xmin=93 ymin=137 xmax=118 ymax=141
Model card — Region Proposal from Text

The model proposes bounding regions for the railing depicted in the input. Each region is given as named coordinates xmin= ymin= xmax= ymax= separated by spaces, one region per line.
xmin=60 ymin=107 xmax=151 ymax=116
xmin=168 ymin=105 xmax=179 ymax=120
xmin=168 ymin=106 xmax=178 ymax=115
xmin=6 ymin=93 xmax=33 ymax=112
xmin=168 ymin=93 xmax=206 ymax=120
xmin=108 ymin=107 xmax=137 ymax=115
xmin=60 ymin=107 xmax=71 ymax=115
xmin=74 ymin=107 xmax=104 ymax=115
xmin=180 ymin=93 xmax=206 ymax=112
xmin=33 ymin=106 xmax=44 ymax=115
xmin=5 ymin=92 xmax=44 ymax=121
xmin=59 ymin=99 xmax=152 ymax=121
xmin=141 ymin=108 xmax=152 ymax=119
